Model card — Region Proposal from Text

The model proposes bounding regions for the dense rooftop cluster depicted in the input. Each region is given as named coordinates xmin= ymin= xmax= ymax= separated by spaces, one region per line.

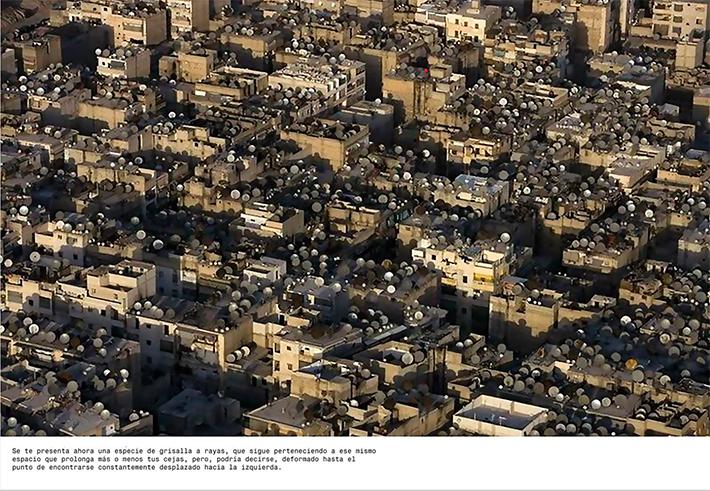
xmin=1 ymin=0 xmax=709 ymax=437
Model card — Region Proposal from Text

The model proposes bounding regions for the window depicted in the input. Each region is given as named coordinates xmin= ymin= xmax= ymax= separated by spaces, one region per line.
xmin=286 ymin=346 xmax=292 ymax=351
xmin=146 ymin=339 xmax=152 ymax=346
xmin=274 ymin=343 xmax=280 ymax=353
xmin=431 ymin=254 xmax=437 ymax=260
xmin=463 ymin=275 xmax=469 ymax=284
xmin=164 ymin=325 xmax=169 ymax=336
xmin=274 ymin=361 xmax=280 ymax=371
xmin=28 ymin=299 xmax=34 ymax=307
xmin=39 ymin=296 xmax=51 ymax=309
xmin=147 ymin=356 xmax=152 ymax=364
xmin=287 ymin=363 xmax=293 ymax=370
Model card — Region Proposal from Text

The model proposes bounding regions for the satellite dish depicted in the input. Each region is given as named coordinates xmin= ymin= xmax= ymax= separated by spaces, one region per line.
xmin=401 ymin=352 xmax=414 ymax=365
xmin=632 ymin=369 xmax=645 ymax=382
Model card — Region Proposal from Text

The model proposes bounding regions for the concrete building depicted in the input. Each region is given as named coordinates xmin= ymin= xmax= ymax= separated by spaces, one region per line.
xmin=167 ymin=0 xmax=210 ymax=37
xmin=533 ymin=0 xmax=619 ymax=53
xmin=453 ymin=395 xmax=549 ymax=435
xmin=97 ymin=47 xmax=151 ymax=79
xmin=650 ymin=0 xmax=710 ymax=40
xmin=280 ymin=119 xmax=369 ymax=172
xmin=383 ymin=64 xmax=466 ymax=123
xmin=66 ymin=1 xmax=168 ymax=47
xmin=678 ymin=219 xmax=710 ymax=270
xmin=445 ymin=3 xmax=502 ymax=43
xmin=233 ymin=202 xmax=305 ymax=239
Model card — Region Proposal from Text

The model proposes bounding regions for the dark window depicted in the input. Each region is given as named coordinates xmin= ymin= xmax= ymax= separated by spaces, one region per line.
xmin=7 ymin=291 xmax=22 ymax=304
